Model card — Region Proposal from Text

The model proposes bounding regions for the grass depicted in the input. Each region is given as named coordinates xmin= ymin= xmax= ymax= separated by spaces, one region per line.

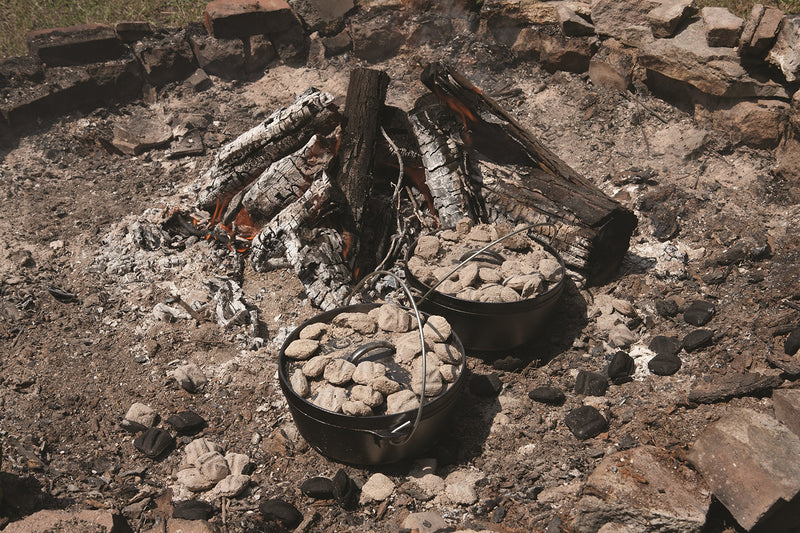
xmin=1 ymin=0 xmax=799 ymax=59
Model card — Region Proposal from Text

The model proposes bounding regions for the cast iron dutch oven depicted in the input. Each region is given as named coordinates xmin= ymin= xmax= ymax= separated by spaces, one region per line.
xmin=278 ymin=302 xmax=468 ymax=465
xmin=405 ymin=228 xmax=567 ymax=352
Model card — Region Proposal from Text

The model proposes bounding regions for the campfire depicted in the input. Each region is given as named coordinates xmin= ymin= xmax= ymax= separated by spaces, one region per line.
xmin=168 ymin=62 xmax=637 ymax=311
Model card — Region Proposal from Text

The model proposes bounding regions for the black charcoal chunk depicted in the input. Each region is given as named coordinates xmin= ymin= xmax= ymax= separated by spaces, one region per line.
xmin=564 ymin=406 xmax=608 ymax=440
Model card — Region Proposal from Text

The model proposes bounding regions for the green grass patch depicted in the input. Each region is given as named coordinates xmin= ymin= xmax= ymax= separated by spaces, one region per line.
xmin=0 ymin=0 xmax=207 ymax=58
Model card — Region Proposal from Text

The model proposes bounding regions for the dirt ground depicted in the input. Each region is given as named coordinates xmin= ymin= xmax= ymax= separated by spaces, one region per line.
xmin=1 ymin=35 xmax=800 ymax=533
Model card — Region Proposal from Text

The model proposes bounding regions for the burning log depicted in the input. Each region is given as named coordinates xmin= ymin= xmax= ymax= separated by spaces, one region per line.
xmin=197 ymin=87 xmax=340 ymax=213
xmin=419 ymin=62 xmax=637 ymax=284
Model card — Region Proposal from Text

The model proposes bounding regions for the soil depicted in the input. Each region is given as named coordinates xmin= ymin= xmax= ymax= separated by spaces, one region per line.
xmin=2 ymin=30 xmax=800 ymax=533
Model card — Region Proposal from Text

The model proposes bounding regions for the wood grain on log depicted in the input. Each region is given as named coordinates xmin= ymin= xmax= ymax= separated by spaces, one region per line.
xmin=421 ymin=62 xmax=637 ymax=284
xmin=197 ymin=88 xmax=340 ymax=212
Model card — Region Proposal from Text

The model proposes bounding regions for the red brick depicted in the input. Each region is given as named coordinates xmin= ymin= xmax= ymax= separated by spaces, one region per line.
xmin=204 ymin=0 xmax=300 ymax=38
xmin=26 ymin=24 xmax=126 ymax=66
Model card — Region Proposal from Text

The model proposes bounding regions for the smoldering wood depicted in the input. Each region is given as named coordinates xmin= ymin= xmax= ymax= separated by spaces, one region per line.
xmin=408 ymin=104 xmax=481 ymax=229
xmin=421 ymin=62 xmax=637 ymax=284
xmin=197 ymin=88 xmax=341 ymax=212
xmin=242 ymin=131 xmax=339 ymax=224
xmin=332 ymin=68 xmax=389 ymax=276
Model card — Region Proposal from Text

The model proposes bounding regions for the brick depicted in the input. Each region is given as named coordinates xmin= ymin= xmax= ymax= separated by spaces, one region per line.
xmin=773 ymin=389 xmax=800 ymax=437
xmin=26 ymin=24 xmax=126 ymax=66
xmin=204 ymin=0 xmax=300 ymax=38
xmin=688 ymin=408 xmax=800 ymax=531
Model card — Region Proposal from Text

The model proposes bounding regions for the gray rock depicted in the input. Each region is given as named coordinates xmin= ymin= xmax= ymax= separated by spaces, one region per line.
xmin=688 ymin=408 xmax=800 ymax=531
xmin=350 ymin=10 xmax=406 ymax=63
xmin=444 ymin=469 xmax=481 ymax=505
xmin=608 ymin=324 xmax=637 ymax=348
xmin=171 ymin=362 xmax=207 ymax=393
xmin=557 ymin=5 xmax=595 ymax=37
xmin=575 ymin=446 xmax=709 ymax=533
xmin=768 ymin=15 xmax=800 ymax=82
xmin=648 ymin=0 xmax=697 ymax=38
xmin=189 ymin=33 xmax=245 ymax=79
xmin=773 ymin=389 xmax=800 ymax=437
xmin=359 ymin=473 xmax=394 ymax=504
xmin=284 ymin=338 xmax=319 ymax=360
xmin=701 ymin=7 xmax=744 ymax=47
xmin=124 ymin=402 xmax=157 ymax=427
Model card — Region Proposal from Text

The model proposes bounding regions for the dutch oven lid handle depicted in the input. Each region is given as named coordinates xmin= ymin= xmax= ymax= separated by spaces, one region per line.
xmin=345 ymin=270 xmax=429 ymax=448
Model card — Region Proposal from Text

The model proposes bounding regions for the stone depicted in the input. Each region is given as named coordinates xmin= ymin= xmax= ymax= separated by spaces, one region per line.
xmin=302 ymin=355 xmax=330 ymax=377
xmin=607 ymin=351 xmax=635 ymax=384
xmin=707 ymin=99 xmax=790 ymax=149
xmin=271 ymin=25 xmax=309 ymax=66
xmin=415 ymin=235 xmax=441 ymax=260
xmin=638 ymin=19 xmax=788 ymax=99
xmin=557 ymin=6 xmax=595 ymax=37
xmin=171 ymin=362 xmax=208 ymax=393
xmin=608 ymin=325 xmax=637 ymax=348
xmin=682 ymin=329 xmax=714 ymax=352
xmin=173 ymin=500 xmax=215 ymax=520
xmin=701 ymin=7 xmax=744 ymax=47
xmin=748 ymin=8 xmax=785 ymax=57
xmin=225 ymin=453 xmax=251 ymax=475
xmin=321 ymin=31 xmax=352 ymax=56
xmin=589 ymin=39 xmax=635 ymax=92
xmin=166 ymin=411 xmax=206 ymax=435
xmin=197 ymin=451 xmax=229 ymax=482
xmin=774 ymin=137 xmax=800 ymax=203
xmin=575 ymin=370 xmax=609 ymax=397
xmin=513 ymin=29 xmax=594 ymax=73
xmin=166 ymin=519 xmax=217 ymax=533
xmin=493 ymin=355 xmax=524 ymax=372
xmin=689 ymin=408 xmax=800 ymax=531
xmin=189 ymin=34 xmax=246 ymax=79
xmin=342 ymin=400 xmax=372 ymax=416
xmin=323 ymin=358 xmax=355 ymax=385
xmin=575 ymin=446 xmax=709 ymax=533
xmin=26 ymin=24 xmax=126 ymax=66
xmin=168 ymin=130 xmax=206 ymax=158
xmin=125 ymin=402 xmax=157 ymax=427
xmin=376 ymin=303 xmax=412 ymax=332
xmin=470 ymin=373 xmax=502 ymax=397
xmin=185 ymin=438 xmax=223 ymax=465
xmin=204 ymin=0 xmax=298 ymax=38
xmin=3 ymin=510 xmax=128 ymax=533
xmin=648 ymin=0 xmax=696 ymax=38
xmin=313 ymin=384 xmax=348 ymax=412
xmin=444 ymin=469 xmax=482 ymax=505
xmin=648 ymin=353 xmax=682 ymax=376
xmin=115 ymin=21 xmax=154 ymax=43
xmin=773 ymin=389 xmax=800 ymax=437
xmin=386 ymin=389 xmax=420 ymax=414
xmin=350 ymin=11 xmax=407 ymax=63
xmin=244 ymin=34 xmax=278 ymax=73
xmin=402 ymin=511 xmax=448 ymax=533
xmin=683 ymin=300 xmax=715 ymax=326
xmin=301 ymin=476 xmax=335 ymax=499
xmin=360 ymin=473 xmax=394 ymax=504
xmin=528 ymin=386 xmax=566 ymax=405
xmin=565 ymin=406 xmax=608 ymax=440
xmin=688 ymin=372 xmax=783 ymax=403
xmin=768 ymin=14 xmax=800 ymax=82
xmin=332 ymin=312 xmax=376 ymax=334
xmin=177 ymin=467 xmax=215 ymax=492
xmin=785 ymin=326 xmax=800 ymax=356
xmin=423 ymin=315 xmax=451 ymax=343
xmin=213 ymin=474 xmax=250 ymax=497
xmin=112 ymin=115 xmax=172 ymax=155
xmin=288 ymin=0 xmax=353 ymax=32
xmin=352 ymin=361 xmax=386 ymax=385
xmin=590 ymin=0 xmax=659 ymax=47
xmin=134 ymin=427 xmax=175 ymax=459
xmin=133 ymin=30 xmax=197 ymax=86
xmin=259 ymin=499 xmax=303 ymax=529
xmin=285 ymin=338 xmax=319 ymax=360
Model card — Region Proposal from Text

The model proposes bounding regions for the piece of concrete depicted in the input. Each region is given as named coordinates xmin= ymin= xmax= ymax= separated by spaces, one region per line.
xmin=688 ymin=408 xmax=800 ymax=531
xmin=701 ymin=7 xmax=744 ymax=48
xmin=648 ymin=0 xmax=697 ymax=39
xmin=575 ymin=446 xmax=709 ymax=533
xmin=26 ymin=24 xmax=126 ymax=66
xmin=768 ymin=14 xmax=800 ymax=82
xmin=773 ymin=389 xmax=800 ymax=437
xmin=204 ymin=0 xmax=299 ymax=38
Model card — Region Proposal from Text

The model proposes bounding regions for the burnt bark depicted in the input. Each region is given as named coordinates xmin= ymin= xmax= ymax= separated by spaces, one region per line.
xmin=332 ymin=68 xmax=390 ymax=276
xmin=420 ymin=62 xmax=637 ymax=284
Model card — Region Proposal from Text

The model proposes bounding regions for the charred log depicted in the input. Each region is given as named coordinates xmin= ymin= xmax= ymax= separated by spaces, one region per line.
xmin=420 ymin=62 xmax=637 ymax=284
xmin=197 ymin=88 xmax=340 ymax=213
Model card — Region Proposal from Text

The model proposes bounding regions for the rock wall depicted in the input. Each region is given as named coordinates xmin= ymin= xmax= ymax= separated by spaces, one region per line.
xmin=1 ymin=0 xmax=799 ymax=156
